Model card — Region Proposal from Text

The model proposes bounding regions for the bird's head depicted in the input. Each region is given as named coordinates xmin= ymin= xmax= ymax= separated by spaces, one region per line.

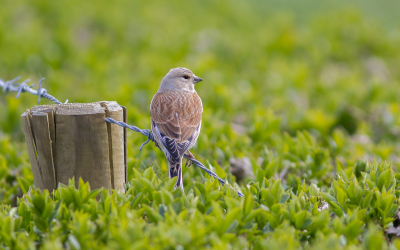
xmin=159 ymin=67 xmax=203 ymax=92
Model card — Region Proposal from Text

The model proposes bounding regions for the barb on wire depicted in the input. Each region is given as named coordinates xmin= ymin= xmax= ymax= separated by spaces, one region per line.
xmin=0 ymin=77 xmax=67 ymax=104
xmin=105 ymin=117 xmax=244 ymax=198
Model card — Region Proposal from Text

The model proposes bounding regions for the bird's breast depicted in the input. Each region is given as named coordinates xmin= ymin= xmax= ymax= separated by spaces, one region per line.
xmin=151 ymin=91 xmax=203 ymax=120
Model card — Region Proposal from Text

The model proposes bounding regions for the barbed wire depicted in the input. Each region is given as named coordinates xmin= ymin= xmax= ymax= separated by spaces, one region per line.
xmin=105 ymin=117 xmax=244 ymax=197
xmin=0 ymin=76 xmax=67 ymax=104
xmin=0 ymin=76 xmax=244 ymax=197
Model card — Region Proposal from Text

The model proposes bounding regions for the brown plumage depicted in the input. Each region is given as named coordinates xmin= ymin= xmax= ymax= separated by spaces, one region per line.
xmin=151 ymin=92 xmax=202 ymax=142
xmin=150 ymin=68 xmax=203 ymax=193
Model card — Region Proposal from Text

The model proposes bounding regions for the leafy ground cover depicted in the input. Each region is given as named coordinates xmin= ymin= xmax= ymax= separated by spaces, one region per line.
xmin=1 ymin=0 xmax=400 ymax=249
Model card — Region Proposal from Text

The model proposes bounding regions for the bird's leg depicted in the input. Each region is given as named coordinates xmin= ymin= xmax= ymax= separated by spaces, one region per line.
xmin=185 ymin=150 xmax=195 ymax=167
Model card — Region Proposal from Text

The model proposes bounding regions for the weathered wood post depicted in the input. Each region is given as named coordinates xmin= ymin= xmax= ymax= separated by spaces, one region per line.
xmin=21 ymin=101 xmax=127 ymax=192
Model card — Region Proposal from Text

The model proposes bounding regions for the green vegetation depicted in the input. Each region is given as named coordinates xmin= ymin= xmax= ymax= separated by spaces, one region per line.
xmin=1 ymin=0 xmax=400 ymax=249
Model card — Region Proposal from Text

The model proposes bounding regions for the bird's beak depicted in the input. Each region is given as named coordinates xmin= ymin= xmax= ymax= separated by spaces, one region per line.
xmin=193 ymin=76 xmax=203 ymax=84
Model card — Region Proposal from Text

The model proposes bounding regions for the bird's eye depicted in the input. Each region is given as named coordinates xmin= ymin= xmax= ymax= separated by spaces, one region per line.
xmin=183 ymin=75 xmax=190 ymax=79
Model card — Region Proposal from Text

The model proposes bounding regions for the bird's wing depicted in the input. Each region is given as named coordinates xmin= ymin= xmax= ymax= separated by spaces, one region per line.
xmin=150 ymin=91 xmax=202 ymax=162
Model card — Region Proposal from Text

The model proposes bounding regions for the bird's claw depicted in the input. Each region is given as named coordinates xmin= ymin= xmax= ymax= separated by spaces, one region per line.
xmin=185 ymin=151 xmax=195 ymax=167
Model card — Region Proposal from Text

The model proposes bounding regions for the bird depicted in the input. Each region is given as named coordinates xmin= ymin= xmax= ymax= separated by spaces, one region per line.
xmin=150 ymin=67 xmax=203 ymax=193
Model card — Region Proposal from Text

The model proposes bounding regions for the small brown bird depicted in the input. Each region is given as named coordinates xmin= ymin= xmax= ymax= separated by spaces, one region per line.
xmin=150 ymin=68 xmax=203 ymax=193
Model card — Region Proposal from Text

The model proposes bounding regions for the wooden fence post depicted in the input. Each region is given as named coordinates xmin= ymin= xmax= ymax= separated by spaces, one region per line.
xmin=21 ymin=101 xmax=127 ymax=192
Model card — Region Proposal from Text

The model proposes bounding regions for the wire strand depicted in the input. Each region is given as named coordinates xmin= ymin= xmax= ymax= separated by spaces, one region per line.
xmin=0 ymin=77 xmax=67 ymax=104
xmin=0 ymin=76 xmax=243 ymax=197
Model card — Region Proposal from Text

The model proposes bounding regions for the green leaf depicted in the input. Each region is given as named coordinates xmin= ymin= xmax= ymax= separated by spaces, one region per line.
xmin=260 ymin=189 xmax=275 ymax=207
xmin=164 ymin=177 xmax=178 ymax=192
xmin=265 ymin=213 xmax=279 ymax=228
xmin=225 ymin=219 xmax=239 ymax=234
xmin=48 ymin=200 xmax=62 ymax=228
xmin=224 ymin=196 xmax=240 ymax=209
xmin=256 ymin=169 xmax=265 ymax=184
xmin=377 ymin=169 xmax=393 ymax=191
xmin=362 ymin=190 xmax=374 ymax=209
xmin=265 ymin=158 xmax=280 ymax=179
xmin=17 ymin=177 xmax=30 ymax=194
xmin=309 ymin=183 xmax=319 ymax=197
xmin=88 ymin=188 xmax=102 ymax=201
xmin=160 ymin=189 xmax=174 ymax=205
xmin=243 ymin=209 xmax=264 ymax=223
xmin=132 ymin=168 xmax=142 ymax=179
xmin=270 ymin=179 xmax=283 ymax=203
xmin=294 ymin=210 xmax=307 ymax=229
xmin=32 ymin=194 xmax=46 ymax=216
xmin=143 ymin=167 xmax=155 ymax=181
xmin=344 ymin=219 xmax=364 ymax=241
xmin=242 ymin=191 xmax=254 ymax=216
xmin=321 ymin=192 xmax=343 ymax=217
xmin=152 ymin=191 xmax=162 ymax=207
xmin=140 ymin=177 xmax=155 ymax=195
xmin=131 ymin=192 xmax=144 ymax=209
xmin=336 ymin=187 xmax=347 ymax=208
xmin=224 ymin=207 xmax=241 ymax=232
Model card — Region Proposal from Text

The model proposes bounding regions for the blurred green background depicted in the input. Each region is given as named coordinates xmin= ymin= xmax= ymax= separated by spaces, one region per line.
xmin=1 ymin=0 xmax=400 ymax=198
xmin=1 ymin=1 xmax=400 ymax=249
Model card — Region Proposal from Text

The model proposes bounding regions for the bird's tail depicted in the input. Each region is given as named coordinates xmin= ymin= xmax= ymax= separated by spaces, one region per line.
xmin=168 ymin=158 xmax=184 ymax=193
